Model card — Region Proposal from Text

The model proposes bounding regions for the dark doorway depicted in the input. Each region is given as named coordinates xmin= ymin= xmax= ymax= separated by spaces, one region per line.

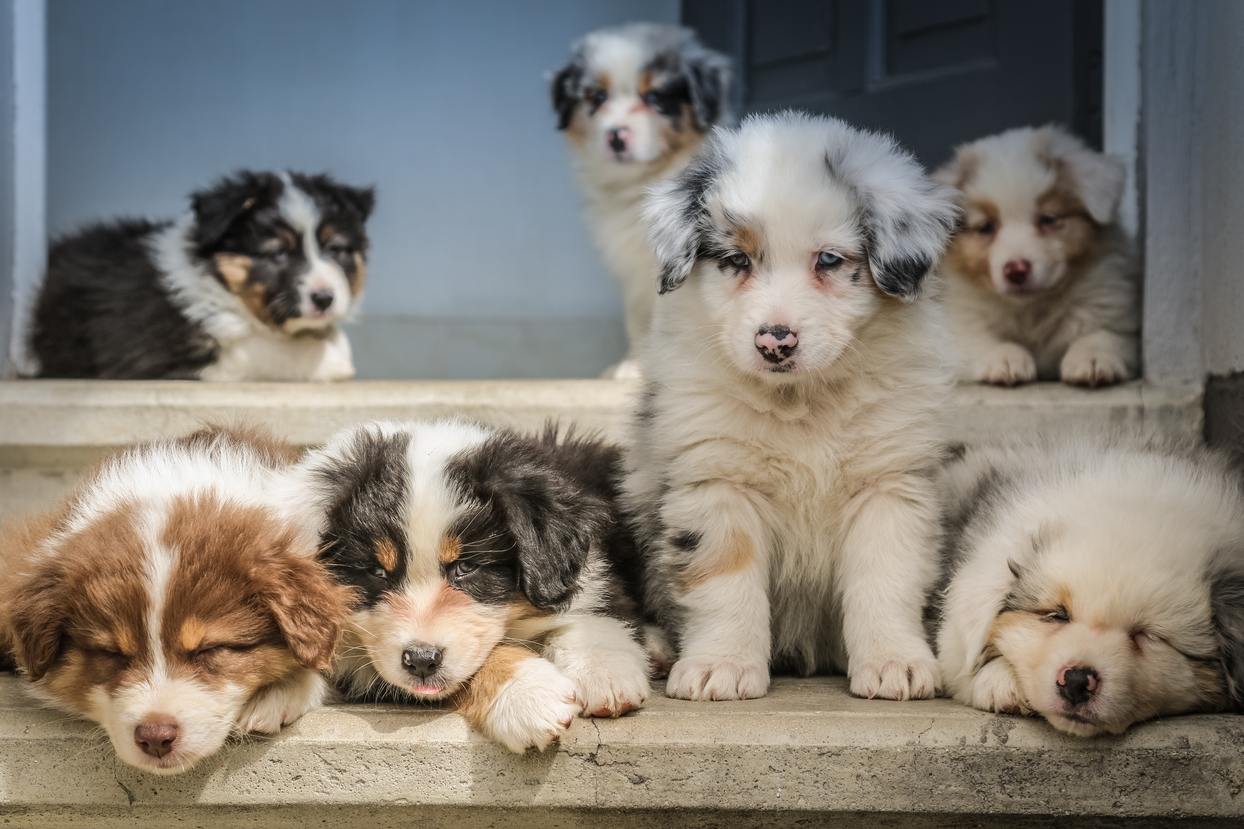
xmin=684 ymin=0 xmax=1103 ymax=168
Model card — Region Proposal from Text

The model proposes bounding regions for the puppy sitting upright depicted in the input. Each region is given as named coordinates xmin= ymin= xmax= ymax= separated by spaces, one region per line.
xmin=937 ymin=437 xmax=1244 ymax=735
xmin=0 ymin=426 xmax=349 ymax=774
xmin=628 ymin=112 xmax=958 ymax=702
xmin=552 ymin=23 xmax=731 ymax=377
xmin=287 ymin=420 xmax=650 ymax=753
xmin=936 ymin=126 xmax=1139 ymax=387
xmin=26 ymin=170 xmax=373 ymax=381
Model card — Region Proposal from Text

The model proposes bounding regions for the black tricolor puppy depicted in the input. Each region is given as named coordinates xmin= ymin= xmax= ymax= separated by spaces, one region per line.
xmin=25 ymin=170 xmax=373 ymax=381
xmin=282 ymin=419 xmax=650 ymax=753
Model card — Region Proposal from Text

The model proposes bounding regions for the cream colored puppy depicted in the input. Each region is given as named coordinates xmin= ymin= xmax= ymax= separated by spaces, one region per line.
xmin=626 ymin=112 xmax=957 ymax=702
xmin=936 ymin=126 xmax=1139 ymax=387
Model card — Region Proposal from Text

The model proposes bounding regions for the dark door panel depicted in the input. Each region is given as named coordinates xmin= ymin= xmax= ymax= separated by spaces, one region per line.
xmin=684 ymin=0 xmax=1102 ymax=168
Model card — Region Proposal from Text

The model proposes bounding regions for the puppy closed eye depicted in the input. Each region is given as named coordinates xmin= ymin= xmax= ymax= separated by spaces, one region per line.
xmin=973 ymin=220 xmax=997 ymax=236
xmin=1036 ymin=213 xmax=1063 ymax=231
xmin=191 ymin=642 xmax=261 ymax=661
xmin=1042 ymin=606 xmax=1071 ymax=623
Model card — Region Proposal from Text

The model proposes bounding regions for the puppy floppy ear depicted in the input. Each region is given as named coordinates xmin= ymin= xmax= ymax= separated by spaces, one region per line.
xmin=551 ymin=56 xmax=584 ymax=131
xmin=681 ymin=46 xmax=732 ymax=130
xmin=7 ymin=558 xmax=68 ymax=681
xmin=337 ymin=184 xmax=376 ymax=223
xmin=190 ymin=170 xmax=281 ymax=252
xmin=826 ymin=128 xmax=959 ymax=300
xmin=453 ymin=437 xmax=609 ymax=609
xmin=645 ymin=137 xmax=725 ymax=294
xmin=1210 ymin=559 xmax=1244 ymax=710
xmin=932 ymin=144 xmax=980 ymax=192
xmin=1037 ymin=125 xmax=1124 ymax=225
xmin=252 ymin=534 xmax=351 ymax=671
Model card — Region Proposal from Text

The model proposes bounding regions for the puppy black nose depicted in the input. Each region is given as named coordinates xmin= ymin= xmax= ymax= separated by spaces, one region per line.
xmin=755 ymin=324 xmax=799 ymax=364
xmin=134 ymin=717 xmax=180 ymax=759
xmin=401 ymin=644 xmax=443 ymax=679
xmin=309 ymin=289 xmax=335 ymax=312
xmin=1003 ymin=258 xmax=1032 ymax=286
xmin=1057 ymin=666 xmax=1099 ymax=706
xmin=607 ymin=127 xmax=629 ymax=154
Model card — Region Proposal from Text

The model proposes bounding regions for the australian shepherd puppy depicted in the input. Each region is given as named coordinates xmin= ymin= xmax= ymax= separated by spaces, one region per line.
xmin=626 ymin=112 xmax=958 ymax=702
xmin=936 ymin=437 xmax=1244 ymax=735
xmin=552 ymin=23 xmax=731 ymax=377
xmin=25 ymin=170 xmax=374 ymax=381
xmin=284 ymin=420 xmax=650 ymax=753
xmin=935 ymin=125 xmax=1139 ymax=387
xmin=0 ymin=426 xmax=350 ymax=774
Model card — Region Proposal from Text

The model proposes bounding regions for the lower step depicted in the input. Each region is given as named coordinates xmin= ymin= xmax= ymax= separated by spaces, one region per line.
xmin=0 ymin=676 xmax=1239 ymax=827
xmin=0 ymin=379 xmax=1204 ymax=522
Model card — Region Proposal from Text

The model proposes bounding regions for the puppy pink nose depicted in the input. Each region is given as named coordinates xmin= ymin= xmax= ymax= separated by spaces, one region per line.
xmin=134 ymin=717 xmax=180 ymax=759
xmin=755 ymin=324 xmax=798 ymax=364
xmin=607 ymin=127 xmax=630 ymax=155
xmin=1003 ymin=259 xmax=1032 ymax=286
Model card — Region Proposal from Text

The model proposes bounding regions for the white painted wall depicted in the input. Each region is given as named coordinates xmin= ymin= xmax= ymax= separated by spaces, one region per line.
xmin=1141 ymin=0 xmax=1244 ymax=386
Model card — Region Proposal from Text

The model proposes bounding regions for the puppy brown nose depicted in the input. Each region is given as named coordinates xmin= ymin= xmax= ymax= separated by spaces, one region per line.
xmin=607 ymin=127 xmax=630 ymax=155
xmin=309 ymin=289 xmax=335 ymax=312
xmin=755 ymin=324 xmax=798 ymax=364
xmin=1057 ymin=665 xmax=1099 ymax=706
xmin=1003 ymin=259 xmax=1032 ymax=286
xmin=402 ymin=644 xmax=444 ymax=680
xmin=134 ymin=717 xmax=180 ymax=759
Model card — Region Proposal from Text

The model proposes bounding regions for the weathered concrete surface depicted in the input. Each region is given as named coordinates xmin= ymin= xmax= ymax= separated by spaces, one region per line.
xmin=0 ymin=380 xmax=1205 ymax=521
xmin=0 ymin=676 xmax=1239 ymax=827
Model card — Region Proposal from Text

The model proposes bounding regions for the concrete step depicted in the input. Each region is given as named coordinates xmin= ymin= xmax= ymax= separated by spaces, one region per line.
xmin=0 ymin=379 xmax=1206 ymax=522
xmin=0 ymin=676 xmax=1239 ymax=827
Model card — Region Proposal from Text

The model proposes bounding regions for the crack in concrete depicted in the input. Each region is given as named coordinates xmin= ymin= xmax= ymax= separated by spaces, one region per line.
xmin=111 ymin=758 xmax=136 ymax=806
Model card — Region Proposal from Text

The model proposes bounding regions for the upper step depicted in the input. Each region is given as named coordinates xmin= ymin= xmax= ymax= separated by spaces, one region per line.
xmin=0 ymin=379 xmax=1203 ymax=521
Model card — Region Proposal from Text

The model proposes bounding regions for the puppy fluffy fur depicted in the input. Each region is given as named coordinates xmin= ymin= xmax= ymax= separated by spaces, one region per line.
xmin=936 ymin=125 xmax=1139 ymax=387
xmin=936 ymin=437 xmax=1244 ymax=736
xmin=0 ymin=426 xmax=348 ymax=774
xmin=282 ymin=419 xmax=650 ymax=753
xmin=626 ymin=112 xmax=958 ymax=702
xmin=552 ymin=23 xmax=731 ymax=377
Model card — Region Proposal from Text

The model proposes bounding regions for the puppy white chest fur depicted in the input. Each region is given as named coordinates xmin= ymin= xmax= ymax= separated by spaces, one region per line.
xmin=199 ymin=325 xmax=355 ymax=382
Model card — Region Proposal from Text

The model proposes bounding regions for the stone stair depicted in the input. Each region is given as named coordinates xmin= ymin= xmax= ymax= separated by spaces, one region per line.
xmin=0 ymin=378 xmax=1230 ymax=827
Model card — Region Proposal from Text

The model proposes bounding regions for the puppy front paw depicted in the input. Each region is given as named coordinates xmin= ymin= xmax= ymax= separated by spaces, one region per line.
xmin=562 ymin=647 xmax=650 ymax=719
xmin=484 ymin=658 xmax=581 ymax=753
xmin=237 ymin=671 xmax=327 ymax=734
xmin=975 ymin=343 xmax=1037 ymax=386
xmin=967 ymin=658 xmax=1028 ymax=714
xmin=849 ymin=649 xmax=940 ymax=701
xmin=1060 ymin=342 xmax=1131 ymax=388
xmin=665 ymin=656 xmax=769 ymax=701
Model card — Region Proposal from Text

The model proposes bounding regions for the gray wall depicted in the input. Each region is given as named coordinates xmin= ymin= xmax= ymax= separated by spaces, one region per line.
xmin=1141 ymin=0 xmax=1244 ymax=387
xmin=44 ymin=0 xmax=677 ymax=378
xmin=0 ymin=0 xmax=13 ymax=375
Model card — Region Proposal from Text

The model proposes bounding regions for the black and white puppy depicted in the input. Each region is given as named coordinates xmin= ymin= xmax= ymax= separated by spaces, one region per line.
xmin=626 ymin=112 xmax=958 ymax=702
xmin=937 ymin=437 xmax=1244 ymax=735
xmin=26 ymin=170 xmax=373 ymax=381
xmin=283 ymin=420 xmax=650 ymax=753
xmin=552 ymin=23 xmax=731 ymax=377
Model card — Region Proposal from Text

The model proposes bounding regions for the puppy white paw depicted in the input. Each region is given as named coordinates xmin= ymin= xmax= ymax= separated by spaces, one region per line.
xmin=1060 ymin=344 xmax=1130 ymax=388
xmin=562 ymin=646 xmax=650 ymax=718
xmin=665 ymin=656 xmax=769 ymax=701
xmin=976 ymin=343 xmax=1037 ymax=386
xmin=849 ymin=651 xmax=940 ymax=701
xmin=967 ymin=658 xmax=1028 ymax=714
xmin=484 ymin=658 xmax=581 ymax=753
xmin=237 ymin=672 xmax=326 ymax=734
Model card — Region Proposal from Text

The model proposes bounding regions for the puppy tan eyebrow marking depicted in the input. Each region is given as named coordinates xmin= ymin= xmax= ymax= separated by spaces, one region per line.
xmin=374 ymin=538 xmax=400 ymax=573
xmin=213 ymin=254 xmax=253 ymax=289
xmin=437 ymin=536 xmax=462 ymax=566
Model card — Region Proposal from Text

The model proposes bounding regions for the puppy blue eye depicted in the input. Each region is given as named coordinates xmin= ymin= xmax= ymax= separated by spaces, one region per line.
xmin=724 ymin=253 xmax=750 ymax=271
xmin=816 ymin=251 xmax=843 ymax=270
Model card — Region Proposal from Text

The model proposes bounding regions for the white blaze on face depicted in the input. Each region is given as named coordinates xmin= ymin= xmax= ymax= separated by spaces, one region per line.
xmin=98 ymin=507 xmax=246 ymax=775
xmin=278 ymin=172 xmax=352 ymax=330
xmin=586 ymin=36 xmax=669 ymax=165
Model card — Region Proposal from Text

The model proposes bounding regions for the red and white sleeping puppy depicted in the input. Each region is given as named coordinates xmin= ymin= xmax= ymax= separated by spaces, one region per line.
xmin=0 ymin=426 xmax=350 ymax=775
